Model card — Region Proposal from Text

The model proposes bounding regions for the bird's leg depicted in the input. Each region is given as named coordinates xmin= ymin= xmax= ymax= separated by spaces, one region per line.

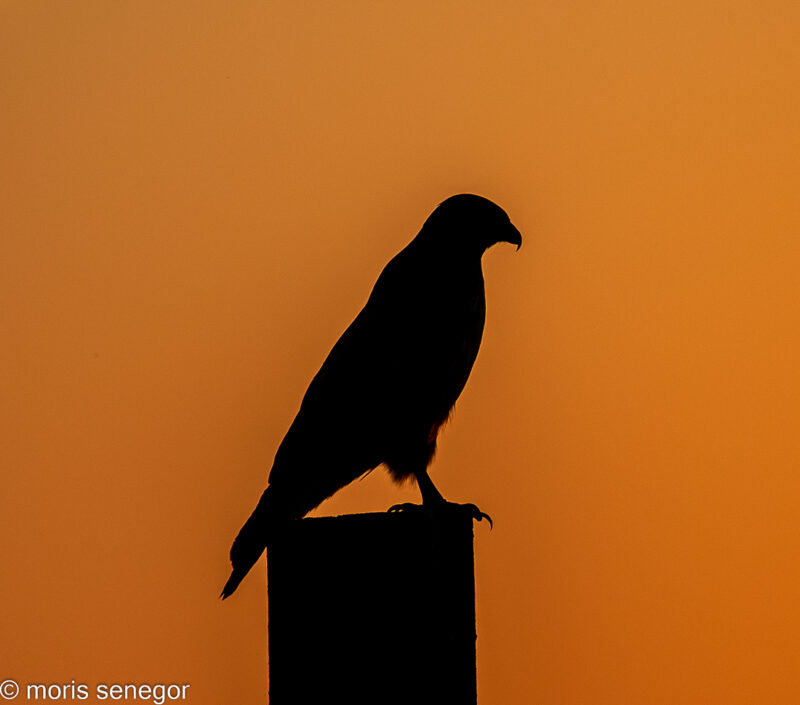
xmin=415 ymin=469 xmax=492 ymax=526
xmin=388 ymin=468 xmax=493 ymax=528
xmin=415 ymin=467 xmax=446 ymax=505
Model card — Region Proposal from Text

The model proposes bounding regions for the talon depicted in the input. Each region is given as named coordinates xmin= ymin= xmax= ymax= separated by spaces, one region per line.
xmin=462 ymin=503 xmax=493 ymax=529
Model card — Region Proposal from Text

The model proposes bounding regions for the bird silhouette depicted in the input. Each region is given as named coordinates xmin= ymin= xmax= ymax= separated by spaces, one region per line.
xmin=221 ymin=194 xmax=521 ymax=598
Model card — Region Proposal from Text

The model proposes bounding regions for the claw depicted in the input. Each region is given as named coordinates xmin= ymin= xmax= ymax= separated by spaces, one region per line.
xmin=388 ymin=502 xmax=420 ymax=514
xmin=462 ymin=503 xmax=493 ymax=529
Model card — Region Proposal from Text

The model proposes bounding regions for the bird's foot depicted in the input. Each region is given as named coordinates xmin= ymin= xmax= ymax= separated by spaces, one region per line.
xmin=388 ymin=501 xmax=493 ymax=529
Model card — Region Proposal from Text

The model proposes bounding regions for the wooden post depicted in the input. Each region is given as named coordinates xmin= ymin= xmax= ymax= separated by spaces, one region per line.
xmin=267 ymin=506 xmax=478 ymax=704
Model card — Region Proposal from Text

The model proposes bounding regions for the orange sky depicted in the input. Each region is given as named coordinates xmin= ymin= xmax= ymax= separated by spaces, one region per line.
xmin=2 ymin=1 xmax=800 ymax=703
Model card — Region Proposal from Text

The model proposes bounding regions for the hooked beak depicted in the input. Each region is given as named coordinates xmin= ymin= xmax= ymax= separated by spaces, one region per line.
xmin=503 ymin=222 xmax=522 ymax=251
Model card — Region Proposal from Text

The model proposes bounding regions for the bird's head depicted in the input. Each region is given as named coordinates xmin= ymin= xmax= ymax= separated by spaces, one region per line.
xmin=420 ymin=194 xmax=522 ymax=256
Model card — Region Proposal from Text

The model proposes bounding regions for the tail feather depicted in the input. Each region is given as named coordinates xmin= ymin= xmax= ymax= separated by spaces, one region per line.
xmin=220 ymin=486 xmax=283 ymax=600
xmin=219 ymin=566 xmax=248 ymax=600
xmin=221 ymin=474 xmax=348 ymax=599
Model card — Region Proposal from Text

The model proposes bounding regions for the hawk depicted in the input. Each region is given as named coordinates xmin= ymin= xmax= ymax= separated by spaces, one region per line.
xmin=222 ymin=194 xmax=521 ymax=598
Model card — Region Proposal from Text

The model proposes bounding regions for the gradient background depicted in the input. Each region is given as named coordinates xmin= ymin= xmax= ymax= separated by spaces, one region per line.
xmin=2 ymin=2 xmax=800 ymax=703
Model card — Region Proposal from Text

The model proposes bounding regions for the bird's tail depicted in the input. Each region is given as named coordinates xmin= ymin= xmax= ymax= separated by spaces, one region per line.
xmin=220 ymin=485 xmax=287 ymax=599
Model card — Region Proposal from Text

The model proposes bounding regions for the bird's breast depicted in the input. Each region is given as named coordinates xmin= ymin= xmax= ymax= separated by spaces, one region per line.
xmin=398 ymin=272 xmax=486 ymax=415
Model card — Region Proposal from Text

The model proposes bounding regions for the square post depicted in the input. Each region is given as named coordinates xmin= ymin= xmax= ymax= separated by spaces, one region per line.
xmin=267 ymin=506 xmax=478 ymax=704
